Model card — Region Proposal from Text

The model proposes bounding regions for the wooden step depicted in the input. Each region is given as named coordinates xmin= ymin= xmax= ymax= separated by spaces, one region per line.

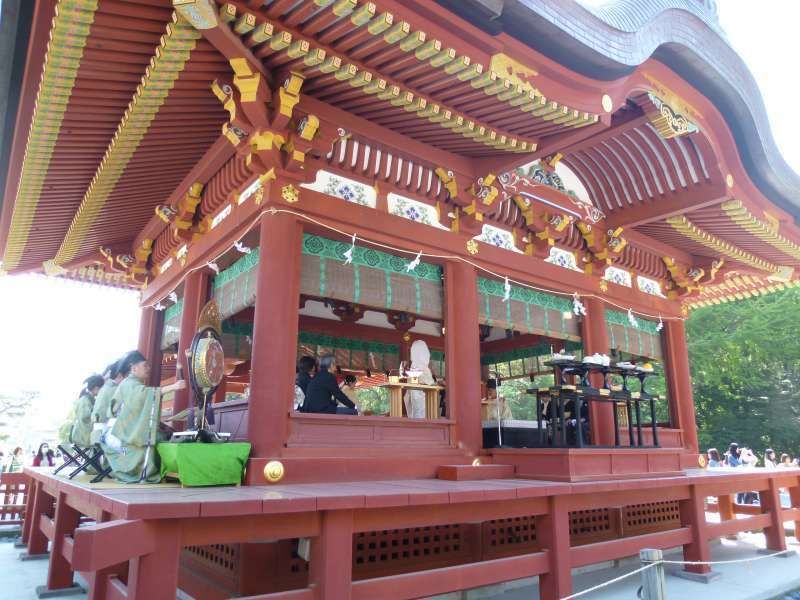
xmin=437 ymin=464 xmax=515 ymax=481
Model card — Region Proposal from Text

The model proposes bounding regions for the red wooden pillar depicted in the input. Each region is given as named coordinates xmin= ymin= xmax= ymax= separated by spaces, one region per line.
xmin=45 ymin=492 xmax=81 ymax=590
xmin=26 ymin=480 xmax=50 ymax=556
xmin=537 ymin=496 xmax=572 ymax=600
xmin=663 ymin=319 xmax=699 ymax=452
xmin=248 ymin=212 xmax=303 ymax=457
xmin=789 ymin=482 xmax=800 ymax=539
xmin=138 ymin=306 xmax=164 ymax=387
xmin=309 ymin=510 xmax=354 ymax=599
xmin=21 ymin=475 xmax=36 ymax=545
xmin=760 ymin=478 xmax=787 ymax=551
xmin=444 ymin=260 xmax=482 ymax=456
xmin=126 ymin=520 xmax=182 ymax=600
xmin=173 ymin=270 xmax=210 ymax=422
xmin=581 ymin=297 xmax=615 ymax=446
xmin=679 ymin=484 xmax=712 ymax=575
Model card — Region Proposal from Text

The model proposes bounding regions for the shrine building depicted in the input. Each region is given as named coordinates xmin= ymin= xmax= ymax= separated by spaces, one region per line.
xmin=1 ymin=0 xmax=800 ymax=599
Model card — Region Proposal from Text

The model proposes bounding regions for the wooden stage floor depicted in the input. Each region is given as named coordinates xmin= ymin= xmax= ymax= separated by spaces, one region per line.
xmin=35 ymin=466 xmax=799 ymax=520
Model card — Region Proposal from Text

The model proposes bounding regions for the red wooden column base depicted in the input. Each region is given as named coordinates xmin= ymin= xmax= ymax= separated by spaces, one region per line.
xmin=717 ymin=494 xmax=737 ymax=539
xmin=21 ymin=474 xmax=37 ymax=545
xmin=126 ymin=521 xmax=182 ymax=600
xmin=789 ymin=484 xmax=800 ymax=540
xmin=676 ymin=485 xmax=719 ymax=582
xmin=537 ymin=496 xmax=572 ymax=600
xmin=310 ymin=510 xmax=354 ymax=600
xmin=23 ymin=480 xmax=51 ymax=558
xmin=42 ymin=492 xmax=82 ymax=592
xmin=760 ymin=478 xmax=787 ymax=552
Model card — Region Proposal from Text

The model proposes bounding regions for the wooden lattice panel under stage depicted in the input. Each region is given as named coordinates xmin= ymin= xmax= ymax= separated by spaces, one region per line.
xmin=177 ymin=501 xmax=685 ymax=595
xmin=182 ymin=544 xmax=239 ymax=593
xmin=482 ymin=516 xmax=538 ymax=559
xmin=569 ymin=508 xmax=617 ymax=545
xmin=353 ymin=524 xmax=471 ymax=579
xmin=622 ymin=500 xmax=681 ymax=536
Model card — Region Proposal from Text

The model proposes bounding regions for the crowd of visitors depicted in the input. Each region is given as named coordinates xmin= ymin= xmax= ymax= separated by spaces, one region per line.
xmin=707 ymin=442 xmax=799 ymax=469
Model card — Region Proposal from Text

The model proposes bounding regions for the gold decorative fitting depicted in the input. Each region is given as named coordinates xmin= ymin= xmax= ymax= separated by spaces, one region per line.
xmin=281 ymin=184 xmax=299 ymax=203
xmin=601 ymin=94 xmax=613 ymax=113
xmin=598 ymin=279 xmax=608 ymax=293
xmin=472 ymin=458 xmax=481 ymax=467
xmin=725 ymin=174 xmax=734 ymax=188
xmin=698 ymin=454 xmax=707 ymax=469
xmin=466 ymin=239 xmax=479 ymax=255
xmin=173 ymin=0 xmax=219 ymax=30
xmin=264 ymin=460 xmax=285 ymax=483
xmin=645 ymin=91 xmax=699 ymax=138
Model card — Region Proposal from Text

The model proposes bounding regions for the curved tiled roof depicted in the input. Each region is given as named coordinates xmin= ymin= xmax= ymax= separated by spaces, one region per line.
xmin=439 ymin=0 xmax=800 ymax=221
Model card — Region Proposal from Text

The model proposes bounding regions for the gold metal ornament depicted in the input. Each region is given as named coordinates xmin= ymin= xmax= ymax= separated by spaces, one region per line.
xmin=698 ymin=454 xmax=707 ymax=469
xmin=601 ymin=94 xmax=613 ymax=113
xmin=725 ymin=174 xmax=734 ymax=188
xmin=466 ymin=239 xmax=479 ymax=255
xmin=281 ymin=184 xmax=300 ymax=204
xmin=598 ymin=279 xmax=608 ymax=293
xmin=264 ymin=460 xmax=285 ymax=483
xmin=472 ymin=458 xmax=482 ymax=466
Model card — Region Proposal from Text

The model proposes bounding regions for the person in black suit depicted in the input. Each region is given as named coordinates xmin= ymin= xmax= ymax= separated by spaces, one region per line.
xmin=300 ymin=354 xmax=358 ymax=415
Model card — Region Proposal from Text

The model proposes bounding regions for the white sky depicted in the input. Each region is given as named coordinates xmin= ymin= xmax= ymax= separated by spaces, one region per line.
xmin=0 ymin=0 xmax=797 ymax=445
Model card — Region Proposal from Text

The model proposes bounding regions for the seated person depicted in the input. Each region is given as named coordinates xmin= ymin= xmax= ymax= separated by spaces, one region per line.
xmin=294 ymin=355 xmax=317 ymax=410
xmin=70 ymin=374 xmax=105 ymax=448
xmin=90 ymin=359 xmax=124 ymax=444
xmin=481 ymin=379 xmax=513 ymax=421
xmin=300 ymin=354 xmax=357 ymax=415
xmin=100 ymin=350 xmax=185 ymax=483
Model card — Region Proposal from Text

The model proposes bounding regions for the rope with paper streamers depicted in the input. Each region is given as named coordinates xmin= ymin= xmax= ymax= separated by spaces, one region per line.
xmin=560 ymin=548 xmax=795 ymax=599
xmin=142 ymin=206 xmax=685 ymax=323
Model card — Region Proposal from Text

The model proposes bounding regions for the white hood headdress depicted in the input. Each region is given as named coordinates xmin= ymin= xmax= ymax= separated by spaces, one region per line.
xmin=409 ymin=340 xmax=431 ymax=370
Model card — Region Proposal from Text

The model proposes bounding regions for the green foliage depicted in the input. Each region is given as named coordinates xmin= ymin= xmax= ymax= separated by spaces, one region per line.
xmin=687 ymin=287 xmax=800 ymax=455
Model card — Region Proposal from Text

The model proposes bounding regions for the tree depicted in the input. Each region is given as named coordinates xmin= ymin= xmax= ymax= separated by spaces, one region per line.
xmin=687 ymin=287 xmax=800 ymax=456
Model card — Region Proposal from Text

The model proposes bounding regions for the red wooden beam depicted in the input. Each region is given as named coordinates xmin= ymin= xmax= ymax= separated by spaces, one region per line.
xmin=354 ymin=497 xmax=549 ymax=533
xmin=351 ymin=550 xmax=550 ymax=600
xmin=605 ymin=181 xmax=728 ymax=229
xmin=570 ymin=527 xmax=691 ymax=567
xmin=71 ymin=519 xmax=157 ymax=572
xmin=706 ymin=513 xmax=771 ymax=539
xmin=474 ymin=113 xmax=612 ymax=175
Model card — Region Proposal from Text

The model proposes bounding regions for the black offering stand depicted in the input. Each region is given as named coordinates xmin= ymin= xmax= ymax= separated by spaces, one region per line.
xmin=528 ymin=360 xmax=661 ymax=449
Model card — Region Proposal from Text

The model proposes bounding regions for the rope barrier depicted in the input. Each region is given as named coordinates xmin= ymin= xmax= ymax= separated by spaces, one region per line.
xmin=560 ymin=563 xmax=658 ymax=599
xmin=142 ymin=205 xmax=685 ymax=323
xmin=559 ymin=548 xmax=796 ymax=599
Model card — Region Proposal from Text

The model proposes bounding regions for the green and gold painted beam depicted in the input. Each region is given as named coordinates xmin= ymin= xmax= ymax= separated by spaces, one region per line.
xmin=665 ymin=215 xmax=780 ymax=274
xmin=177 ymin=0 xmax=537 ymax=154
xmin=49 ymin=11 xmax=200 ymax=269
xmin=721 ymin=199 xmax=800 ymax=262
xmin=1 ymin=0 xmax=99 ymax=271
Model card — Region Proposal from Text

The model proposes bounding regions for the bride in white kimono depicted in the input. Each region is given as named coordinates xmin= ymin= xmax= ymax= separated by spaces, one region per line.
xmin=403 ymin=340 xmax=436 ymax=419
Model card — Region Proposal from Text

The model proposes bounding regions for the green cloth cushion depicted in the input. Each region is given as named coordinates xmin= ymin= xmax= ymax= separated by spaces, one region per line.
xmin=157 ymin=442 xmax=251 ymax=487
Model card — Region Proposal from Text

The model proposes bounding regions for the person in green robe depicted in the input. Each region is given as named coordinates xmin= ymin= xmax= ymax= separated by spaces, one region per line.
xmin=90 ymin=359 xmax=124 ymax=444
xmin=101 ymin=350 xmax=185 ymax=483
xmin=70 ymin=375 xmax=104 ymax=447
